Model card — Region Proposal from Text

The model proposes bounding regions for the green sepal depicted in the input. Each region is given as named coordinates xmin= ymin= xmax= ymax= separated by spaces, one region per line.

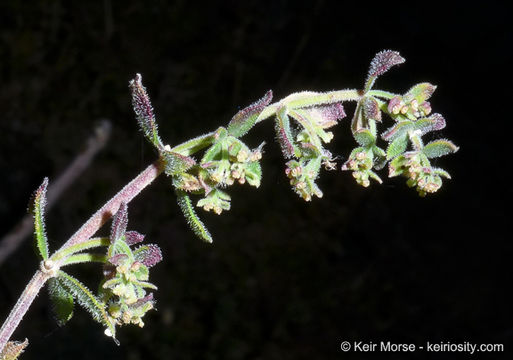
xmin=227 ymin=90 xmax=273 ymax=138
xmin=33 ymin=177 xmax=50 ymax=260
xmin=175 ymin=189 xmax=213 ymax=243
xmin=422 ymin=139 xmax=459 ymax=158
xmin=386 ymin=133 xmax=409 ymax=160
xmin=56 ymin=270 xmax=116 ymax=340
xmin=47 ymin=277 xmax=74 ymax=326
xmin=354 ymin=128 xmax=376 ymax=147
xmin=161 ymin=150 xmax=196 ymax=176
xmin=371 ymin=146 xmax=387 ymax=170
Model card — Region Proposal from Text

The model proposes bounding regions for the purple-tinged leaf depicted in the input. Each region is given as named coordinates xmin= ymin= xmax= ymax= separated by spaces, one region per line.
xmin=134 ymin=244 xmax=163 ymax=267
xmin=275 ymin=106 xmax=300 ymax=158
xmin=110 ymin=202 xmax=128 ymax=243
xmin=131 ymin=293 xmax=154 ymax=309
xmin=363 ymin=97 xmax=381 ymax=122
xmin=33 ymin=177 xmax=50 ymax=260
xmin=367 ymin=50 xmax=405 ymax=83
xmin=300 ymin=102 xmax=346 ymax=129
xmin=125 ymin=231 xmax=145 ymax=246
xmin=162 ymin=150 xmax=196 ymax=176
xmin=108 ymin=253 xmax=129 ymax=266
xmin=228 ymin=90 xmax=273 ymax=138
xmin=129 ymin=73 xmax=163 ymax=149
xmin=422 ymin=139 xmax=459 ymax=159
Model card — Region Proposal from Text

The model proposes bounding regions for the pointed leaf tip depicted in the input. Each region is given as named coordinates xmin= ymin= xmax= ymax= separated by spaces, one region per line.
xmin=227 ymin=90 xmax=273 ymax=138
xmin=125 ymin=231 xmax=145 ymax=245
xmin=129 ymin=73 xmax=163 ymax=149
xmin=33 ymin=177 xmax=50 ymax=260
xmin=368 ymin=50 xmax=405 ymax=78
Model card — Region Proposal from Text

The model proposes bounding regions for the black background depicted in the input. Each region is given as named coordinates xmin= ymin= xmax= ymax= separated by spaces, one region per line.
xmin=0 ymin=1 xmax=511 ymax=359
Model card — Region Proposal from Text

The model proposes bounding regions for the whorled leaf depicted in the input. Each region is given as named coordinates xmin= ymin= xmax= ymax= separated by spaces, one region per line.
xmin=275 ymin=106 xmax=300 ymax=158
xmin=161 ymin=150 xmax=196 ymax=176
xmin=125 ymin=231 xmax=145 ymax=246
xmin=47 ymin=277 xmax=74 ymax=326
xmin=134 ymin=244 xmax=163 ymax=268
xmin=32 ymin=177 xmax=49 ymax=260
xmin=386 ymin=133 xmax=409 ymax=160
xmin=227 ymin=90 xmax=273 ymax=138
xmin=176 ymin=189 xmax=213 ymax=243
xmin=362 ymin=96 xmax=381 ymax=122
xmin=57 ymin=270 xmax=116 ymax=341
xmin=422 ymin=139 xmax=459 ymax=158
xmin=403 ymin=82 xmax=437 ymax=104
xmin=129 ymin=73 xmax=163 ymax=150
xmin=414 ymin=113 xmax=446 ymax=135
xmin=382 ymin=120 xmax=414 ymax=141
xmin=366 ymin=50 xmax=405 ymax=90
xmin=354 ymin=128 xmax=376 ymax=147
xmin=110 ymin=202 xmax=128 ymax=244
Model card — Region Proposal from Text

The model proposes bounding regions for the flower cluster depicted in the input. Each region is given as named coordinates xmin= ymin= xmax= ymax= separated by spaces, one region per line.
xmin=387 ymin=83 xmax=435 ymax=121
xmin=389 ymin=151 xmax=450 ymax=197
xmin=100 ymin=204 xmax=162 ymax=329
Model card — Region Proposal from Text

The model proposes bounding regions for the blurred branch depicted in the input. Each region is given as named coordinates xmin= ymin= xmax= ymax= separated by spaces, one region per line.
xmin=0 ymin=120 xmax=112 ymax=266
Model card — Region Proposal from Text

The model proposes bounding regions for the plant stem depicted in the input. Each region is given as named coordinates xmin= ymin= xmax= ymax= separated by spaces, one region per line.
xmin=0 ymin=271 xmax=50 ymax=352
xmin=0 ymin=159 xmax=165 ymax=353
xmin=53 ymin=158 xmax=166 ymax=264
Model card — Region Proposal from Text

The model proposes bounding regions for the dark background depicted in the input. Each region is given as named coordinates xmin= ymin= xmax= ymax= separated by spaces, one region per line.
xmin=0 ymin=1 xmax=511 ymax=359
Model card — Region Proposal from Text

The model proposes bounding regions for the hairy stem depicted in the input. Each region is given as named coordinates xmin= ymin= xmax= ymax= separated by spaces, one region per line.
xmin=53 ymin=159 xmax=166 ymax=265
xmin=0 ymin=271 xmax=50 ymax=352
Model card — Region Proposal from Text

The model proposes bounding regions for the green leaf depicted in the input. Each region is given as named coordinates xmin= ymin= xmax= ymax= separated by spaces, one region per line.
xmin=33 ymin=177 xmax=50 ymax=260
xmin=414 ymin=113 xmax=446 ymax=135
xmin=423 ymin=139 xmax=459 ymax=158
xmin=386 ymin=134 xmax=409 ymax=160
xmin=354 ymin=128 xmax=375 ymax=147
xmin=47 ymin=277 xmax=74 ymax=326
xmin=381 ymin=120 xmax=414 ymax=141
xmin=161 ymin=151 xmax=196 ymax=176
xmin=227 ymin=90 xmax=273 ymax=138
xmin=176 ymin=189 xmax=213 ymax=243
xmin=403 ymin=82 xmax=436 ymax=104
xmin=57 ymin=271 xmax=116 ymax=340
xmin=129 ymin=74 xmax=163 ymax=150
